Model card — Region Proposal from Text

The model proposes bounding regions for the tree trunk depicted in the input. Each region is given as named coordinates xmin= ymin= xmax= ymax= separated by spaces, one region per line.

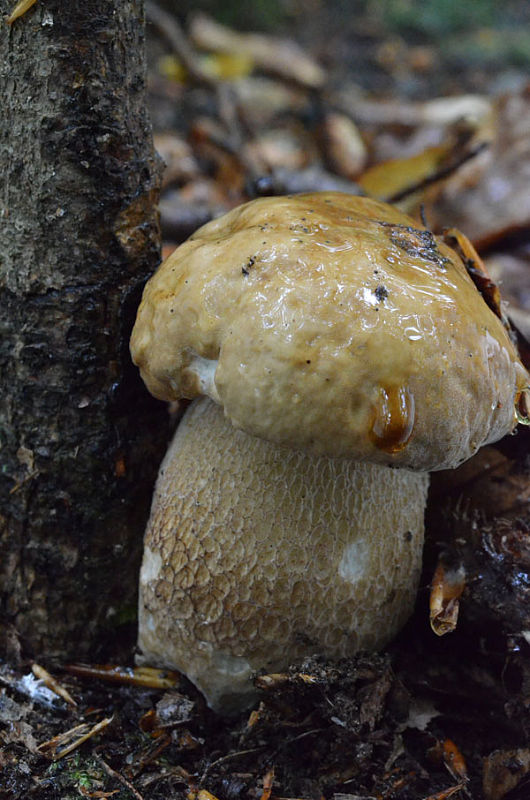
xmin=0 ymin=0 xmax=168 ymax=660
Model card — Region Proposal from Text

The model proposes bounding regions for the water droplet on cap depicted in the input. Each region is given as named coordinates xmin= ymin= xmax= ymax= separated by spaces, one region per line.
xmin=369 ymin=385 xmax=415 ymax=453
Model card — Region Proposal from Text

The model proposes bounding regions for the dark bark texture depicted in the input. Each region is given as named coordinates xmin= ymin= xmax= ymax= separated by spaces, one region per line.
xmin=0 ymin=0 xmax=168 ymax=658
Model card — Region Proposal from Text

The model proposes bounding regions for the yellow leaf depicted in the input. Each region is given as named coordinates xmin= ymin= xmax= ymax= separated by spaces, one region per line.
xmin=158 ymin=51 xmax=253 ymax=84
xmin=201 ymin=52 xmax=254 ymax=80
xmin=358 ymin=145 xmax=450 ymax=201
xmin=158 ymin=54 xmax=188 ymax=83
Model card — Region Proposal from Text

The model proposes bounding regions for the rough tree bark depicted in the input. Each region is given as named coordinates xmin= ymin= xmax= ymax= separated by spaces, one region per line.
xmin=0 ymin=0 xmax=168 ymax=659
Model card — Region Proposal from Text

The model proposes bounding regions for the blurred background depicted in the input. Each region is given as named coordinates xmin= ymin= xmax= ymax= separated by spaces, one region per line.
xmin=152 ymin=0 xmax=530 ymax=97
xmin=144 ymin=0 xmax=530 ymax=337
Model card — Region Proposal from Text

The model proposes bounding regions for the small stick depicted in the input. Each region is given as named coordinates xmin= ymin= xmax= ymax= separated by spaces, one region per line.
xmin=200 ymin=747 xmax=266 ymax=784
xmin=96 ymin=756 xmax=145 ymax=800
xmin=9 ymin=469 xmax=39 ymax=495
xmin=421 ymin=785 xmax=466 ymax=800
xmin=65 ymin=663 xmax=180 ymax=689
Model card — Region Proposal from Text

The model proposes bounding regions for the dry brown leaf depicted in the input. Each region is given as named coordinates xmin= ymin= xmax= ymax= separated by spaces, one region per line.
xmin=442 ymin=228 xmax=504 ymax=322
xmin=154 ymin=133 xmax=200 ymax=188
xmin=197 ymin=791 xmax=221 ymax=800
xmin=424 ymin=89 xmax=530 ymax=247
xmin=483 ymin=748 xmax=530 ymax=800
xmin=335 ymin=89 xmax=491 ymax=129
xmin=244 ymin=127 xmax=315 ymax=172
xmin=0 ymin=717 xmax=39 ymax=754
xmin=319 ymin=112 xmax=368 ymax=180
xmin=442 ymin=739 xmax=468 ymax=782
xmin=233 ymin=77 xmax=307 ymax=128
xmin=430 ymin=561 xmax=466 ymax=636
xmin=485 ymin=247 xmax=530 ymax=344
xmin=430 ymin=446 xmax=530 ymax=519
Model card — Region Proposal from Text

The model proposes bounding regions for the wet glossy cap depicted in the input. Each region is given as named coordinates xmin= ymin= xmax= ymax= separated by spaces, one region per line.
xmin=130 ymin=193 xmax=528 ymax=471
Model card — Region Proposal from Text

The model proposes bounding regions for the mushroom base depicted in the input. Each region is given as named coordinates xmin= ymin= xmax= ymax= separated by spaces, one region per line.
xmin=137 ymin=398 xmax=429 ymax=713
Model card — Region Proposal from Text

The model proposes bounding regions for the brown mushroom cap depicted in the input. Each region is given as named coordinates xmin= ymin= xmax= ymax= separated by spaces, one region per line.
xmin=131 ymin=193 xmax=528 ymax=471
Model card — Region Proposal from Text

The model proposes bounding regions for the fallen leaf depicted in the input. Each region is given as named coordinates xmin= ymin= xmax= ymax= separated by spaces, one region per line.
xmin=442 ymin=738 xmax=468 ymax=782
xmin=319 ymin=112 xmax=368 ymax=180
xmin=425 ymin=89 xmax=530 ymax=248
xmin=483 ymin=748 xmax=530 ymax=800
xmin=190 ymin=14 xmax=326 ymax=89
xmin=430 ymin=561 xmax=466 ymax=636
xmin=358 ymin=145 xmax=450 ymax=201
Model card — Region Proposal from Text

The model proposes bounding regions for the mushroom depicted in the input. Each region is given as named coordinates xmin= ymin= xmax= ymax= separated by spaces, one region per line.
xmin=130 ymin=193 xmax=529 ymax=713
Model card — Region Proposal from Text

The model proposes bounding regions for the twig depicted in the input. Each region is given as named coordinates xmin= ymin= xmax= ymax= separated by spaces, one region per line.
xmin=200 ymin=747 xmax=267 ymax=784
xmin=65 ymin=662 xmax=180 ymax=689
xmin=9 ymin=469 xmax=39 ymax=494
xmin=421 ymin=785 xmax=466 ymax=800
xmin=278 ymin=728 xmax=325 ymax=749
xmin=96 ymin=755 xmax=145 ymax=800
xmin=123 ymin=733 xmax=172 ymax=780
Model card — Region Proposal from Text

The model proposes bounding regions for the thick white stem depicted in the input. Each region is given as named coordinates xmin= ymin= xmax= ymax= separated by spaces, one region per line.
xmin=138 ymin=398 xmax=429 ymax=712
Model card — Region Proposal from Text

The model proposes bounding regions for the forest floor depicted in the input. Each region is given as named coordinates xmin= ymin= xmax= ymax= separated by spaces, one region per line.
xmin=2 ymin=2 xmax=530 ymax=798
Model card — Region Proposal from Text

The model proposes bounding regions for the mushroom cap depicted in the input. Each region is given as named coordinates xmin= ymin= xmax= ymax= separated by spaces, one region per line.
xmin=131 ymin=193 xmax=528 ymax=471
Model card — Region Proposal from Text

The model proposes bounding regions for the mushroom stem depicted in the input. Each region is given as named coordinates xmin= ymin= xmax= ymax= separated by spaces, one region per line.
xmin=138 ymin=398 xmax=429 ymax=713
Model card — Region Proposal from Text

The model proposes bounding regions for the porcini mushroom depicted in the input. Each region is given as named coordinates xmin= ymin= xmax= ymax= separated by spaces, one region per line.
xmin=130 ymin=193 xmax=529 ymax=712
